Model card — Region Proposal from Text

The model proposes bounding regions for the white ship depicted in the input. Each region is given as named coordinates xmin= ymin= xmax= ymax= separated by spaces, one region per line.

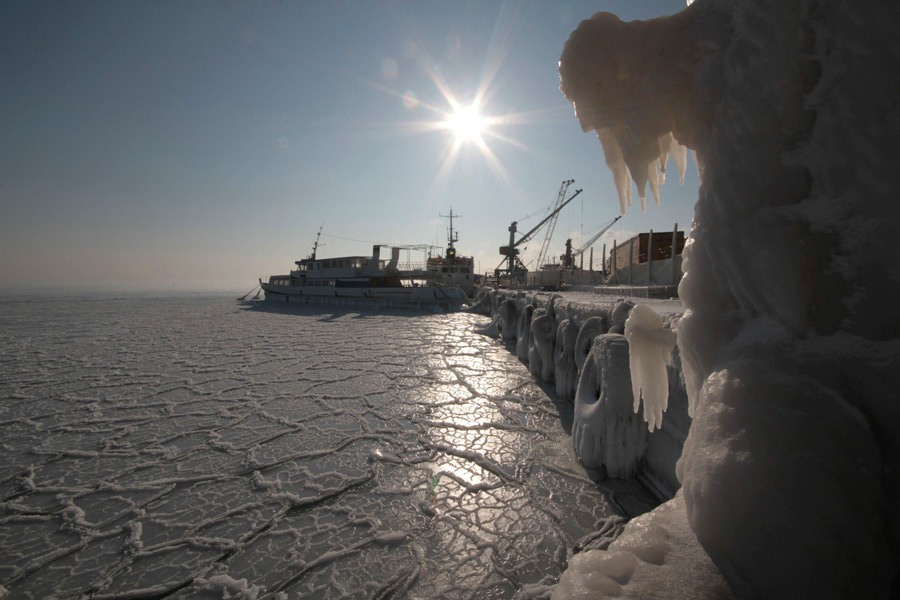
xmin=425 ymin=209 xmax=477 ymax=296
xmin=259 ymin=231 xmax=468 ymax=310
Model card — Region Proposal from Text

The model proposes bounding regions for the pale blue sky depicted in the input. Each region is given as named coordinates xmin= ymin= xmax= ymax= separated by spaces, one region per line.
xmin=1 ymin=0 xmax=696 ymax=291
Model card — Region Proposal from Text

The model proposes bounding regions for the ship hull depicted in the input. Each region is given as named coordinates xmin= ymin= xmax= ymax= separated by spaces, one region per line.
xmin=259 ymin=281 xmax=468 ymax=311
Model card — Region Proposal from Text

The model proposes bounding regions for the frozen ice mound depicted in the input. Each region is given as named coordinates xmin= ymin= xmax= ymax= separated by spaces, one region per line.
xmin=558 ymin=0 xmax=900 ymax=595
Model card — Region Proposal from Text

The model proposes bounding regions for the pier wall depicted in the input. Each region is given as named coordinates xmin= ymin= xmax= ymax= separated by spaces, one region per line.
xmin=470 ymin=287 xmax=690 ymax=501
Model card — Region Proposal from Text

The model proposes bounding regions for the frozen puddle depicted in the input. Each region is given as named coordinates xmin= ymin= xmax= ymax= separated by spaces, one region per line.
xmin=0 ymin=295 xmax=654 ymax=599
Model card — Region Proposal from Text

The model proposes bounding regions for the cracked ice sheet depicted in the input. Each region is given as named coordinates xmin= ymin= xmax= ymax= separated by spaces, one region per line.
xmin=0 ymin=294 xmax=654 ymax=599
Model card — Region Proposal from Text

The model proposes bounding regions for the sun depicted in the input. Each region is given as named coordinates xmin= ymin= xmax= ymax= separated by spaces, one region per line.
xmin=443 ymin=102 xmax=491 ymax=143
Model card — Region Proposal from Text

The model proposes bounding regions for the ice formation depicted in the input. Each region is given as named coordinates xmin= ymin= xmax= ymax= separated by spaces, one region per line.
xmin=527 ymin=308 xmax=546 ymax=375
xmin=516 ymin=302 xmax=536 ymax=363
xmin=551 ymin=493 xmax=729 ymax=599
xmin=471 ymin=289 xmax=688 ymax=499
xmin=623 ymin=305 xmax=676 ymax=432
xmin=567 ymin=41 xmax=692 ymax=215
xmin=607 ymin=299 xmax=633 ymax=335
xmin=529 ymin=307 xmax=558 ymax=383
xmin=574 ymin=316 xmax=609 ymax=374
xmin=554 ymin=319 xmax=580 ymax=401
xmin=572 ymin=334 xmax=648 ymax=478
xmin=498 ymin=297 xmax=519 ymax=342
xmin=560 ymin=0 xmax=900 ymax=596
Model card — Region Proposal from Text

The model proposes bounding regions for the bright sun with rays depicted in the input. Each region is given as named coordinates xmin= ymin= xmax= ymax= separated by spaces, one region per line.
xmin=443 ymin=102 xmax=491 ymax=143
xmin=364 ymin=32 xmax=533 ymax=197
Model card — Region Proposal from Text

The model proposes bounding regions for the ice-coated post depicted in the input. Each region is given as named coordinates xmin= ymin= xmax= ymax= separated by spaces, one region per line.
xmin=611 ymin=240 xmax=617 ymax=284
xmin=628 ymin=238 xmax=634 ymax=284
xmin=671 ymin=223 xmax=678 ymax=285
xmin=602 ymin=243 xmax=606 ymax=277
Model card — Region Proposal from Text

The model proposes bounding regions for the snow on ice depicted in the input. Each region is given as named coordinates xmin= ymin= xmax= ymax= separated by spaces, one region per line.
xmin=0 ymin=295 xmax=660 ymax=598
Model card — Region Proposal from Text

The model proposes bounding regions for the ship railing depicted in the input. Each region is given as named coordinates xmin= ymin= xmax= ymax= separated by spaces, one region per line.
xmin=398 ymin=261 xmax=427 ymax=271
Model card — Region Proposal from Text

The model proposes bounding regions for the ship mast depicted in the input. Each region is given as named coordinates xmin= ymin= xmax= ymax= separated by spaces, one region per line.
xmin=439 ymin=209 xmax=461 ymax=258
xmin=309 ymin=225 xmax=323 ymax=261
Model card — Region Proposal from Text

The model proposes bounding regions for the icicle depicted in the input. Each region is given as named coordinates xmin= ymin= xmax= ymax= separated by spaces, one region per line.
xmin=647 ymin=161 xmax=661 ymax=208
xmin=597 ymin=129 xmax=633 ymax=215
xmin=657 ymin=133 xmax=673 ymax=184
xmin=672 ymin=139 xmax=688 ymax=184
xmin=692 ymin=149 xmax=703 ymax=182
xmin=624 ymin=305 xmax=676 ymax=432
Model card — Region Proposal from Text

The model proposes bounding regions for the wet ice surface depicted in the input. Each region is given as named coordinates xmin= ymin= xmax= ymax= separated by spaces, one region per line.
xmin=0 ymin=294 xmax=655 ymax=599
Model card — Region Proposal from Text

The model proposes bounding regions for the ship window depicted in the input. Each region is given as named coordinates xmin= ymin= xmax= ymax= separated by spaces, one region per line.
xmin=461 ymin=267 xmax=470 ymax=274
xmin=442 ymin=267 xmax=449 ymax=273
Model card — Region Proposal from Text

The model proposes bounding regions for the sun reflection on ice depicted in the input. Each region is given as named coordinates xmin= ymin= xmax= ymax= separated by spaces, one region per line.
xmin=419 ymin=329 xmax=529 ymax=495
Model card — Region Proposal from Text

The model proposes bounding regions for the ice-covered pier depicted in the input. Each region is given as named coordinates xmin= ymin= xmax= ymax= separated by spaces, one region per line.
xmin=468 ymin=287 xmax=689 ymax=502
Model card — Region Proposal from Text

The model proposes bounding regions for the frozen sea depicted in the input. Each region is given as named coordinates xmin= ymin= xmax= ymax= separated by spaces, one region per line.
xmin=0 ymin=293 xmax=656 ymax=599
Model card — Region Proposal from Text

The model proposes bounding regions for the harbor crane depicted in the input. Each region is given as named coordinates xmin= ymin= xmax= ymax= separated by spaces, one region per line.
xmin=535 ymin=179 xmax=575 ymax=270
xmin=496 ymin=180 xmax=582 ymax=282
xmin=560 ymin=215 xmax=623 ymax=269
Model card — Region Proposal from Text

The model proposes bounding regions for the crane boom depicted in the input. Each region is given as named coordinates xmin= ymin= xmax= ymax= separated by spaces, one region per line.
xmin=496 ymin=180 xmax=582 ymax=282
xmin=572 ymin=215 xmax=622 ymax=257
xmin=514 ymin=187 xmax=582 ymax=248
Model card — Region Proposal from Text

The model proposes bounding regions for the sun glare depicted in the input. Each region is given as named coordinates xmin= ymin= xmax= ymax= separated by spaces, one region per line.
xmin=444 ymin=103 xmax=490 ymax=143
xmin=357 ymin=19 xmax=536 ymax=201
